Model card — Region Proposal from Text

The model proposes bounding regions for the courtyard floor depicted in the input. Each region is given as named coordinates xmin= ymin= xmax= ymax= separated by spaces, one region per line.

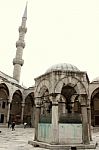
xmin=0 ymin=127 xmax=44 ymax=150
xmin=0 ymin=127 xmax=99 ymax=150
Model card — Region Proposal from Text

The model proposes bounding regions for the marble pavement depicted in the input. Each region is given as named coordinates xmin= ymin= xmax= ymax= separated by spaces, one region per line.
xmin=0 ymin=127 xmax=99 ymax=150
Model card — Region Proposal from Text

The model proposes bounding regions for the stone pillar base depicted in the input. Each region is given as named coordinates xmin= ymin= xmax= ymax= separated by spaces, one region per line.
xmin=28 ymin=140 xmax=97 ymax=150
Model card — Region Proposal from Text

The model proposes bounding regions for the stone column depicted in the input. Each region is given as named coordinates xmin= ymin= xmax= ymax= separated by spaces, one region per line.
xmin=62 ymin=102 xmax=66 ymax=114
xmin=80 ymin=94 xmax=90 ymax=144
xmin=87 ymin=107 xmax=92 ymax=141
xmin=59 ymin=101 xmax=66 ymax=117
xmin=58 ymin=102 xmax=62 ymax=117
xmin=7 ymin=101 xmax=11 ymax=123
xmin=71 ymin=94 xmax=77 ymax=114
xmin=31 ymin=105 xmax=35 ymax=127
xmin=21 ymin=102 xmax=25 ymax=124
xmin=41 ymin=104 xmax=44 ymax=115
xmin=51 ymin=94 xmax=59 ymax=144
xmin=34 ymin=98 xmax=41 ymax=141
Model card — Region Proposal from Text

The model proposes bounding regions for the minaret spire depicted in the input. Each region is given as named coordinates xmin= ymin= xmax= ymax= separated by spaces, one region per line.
xmin=23 ymin=2 xmax=27 ymax=19
xmin=13 ymin=3 xmax=27 ymax=83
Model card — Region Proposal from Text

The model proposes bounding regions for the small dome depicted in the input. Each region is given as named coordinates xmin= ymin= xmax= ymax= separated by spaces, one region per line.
xmin=46 ymin=63 xmax=80 ymax=73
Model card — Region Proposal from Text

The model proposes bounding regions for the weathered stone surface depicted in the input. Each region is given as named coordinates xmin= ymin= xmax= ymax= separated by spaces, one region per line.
xmin=0 ymin=127 xmax=99 ymax=149
xmin=0 ymin=128 xmax=45 ymax=150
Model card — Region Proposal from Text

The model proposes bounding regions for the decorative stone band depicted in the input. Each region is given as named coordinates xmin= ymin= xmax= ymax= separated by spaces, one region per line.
xmin=19 ymin=26 xmax=27 ymax=33
xmin=52 ymin=103 xmax=58 ymax=106
xmin=81 ymin=104 xmax=89 ymax=107
xmin=58 ymin=101 xmax=65 ymax=103
xmin=49 ymin=93 xmax=61 ymax=102
xmin=16 ymin=40 xmax=25 ymax=48
xmin=13 ymin=58 xmax=24 ymax=66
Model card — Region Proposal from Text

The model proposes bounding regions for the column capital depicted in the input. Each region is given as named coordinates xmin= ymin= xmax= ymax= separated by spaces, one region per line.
xmin=35 ymin=97 xmax=41 ymax=107
xmin=52 ymin=101 xmax=58 ymax=106
xmin=7 ymin=100 xmax=11 ymax=105
xmin=79 ymin=94 xmax=87 ymax=106
xmin=8 ymin=101 xmax=11 ymax=104
xmin=21 ymin=102 xmax=25 ymax=107
xmin=87 ymin=106 xmax=91 ymax=110
xmin=49 ymin=93 xmax=60 ymax=103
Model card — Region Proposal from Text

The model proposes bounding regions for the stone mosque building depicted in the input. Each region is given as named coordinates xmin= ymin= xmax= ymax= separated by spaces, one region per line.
xmin=0 ymin=4 xmax=99 ymax=129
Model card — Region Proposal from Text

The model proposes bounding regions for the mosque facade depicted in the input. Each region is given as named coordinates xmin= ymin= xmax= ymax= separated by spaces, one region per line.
xmin=0 ymin=5 xmax=35 ymax=127
xmin=0 ymin=5 xmax=99 ymax=129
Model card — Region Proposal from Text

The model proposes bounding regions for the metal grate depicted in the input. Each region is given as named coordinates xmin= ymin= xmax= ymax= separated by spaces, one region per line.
xmin=39 ymin=114 xmax=51 ymax=123
xmin=59 ymin=113 xmax=82 ymax=123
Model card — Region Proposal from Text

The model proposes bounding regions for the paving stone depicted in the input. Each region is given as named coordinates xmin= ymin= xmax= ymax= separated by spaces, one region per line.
xmin=0 ymin=128 xmax=46 ymax=150
xmin=0 ymin=127 xmax=99 ymax=150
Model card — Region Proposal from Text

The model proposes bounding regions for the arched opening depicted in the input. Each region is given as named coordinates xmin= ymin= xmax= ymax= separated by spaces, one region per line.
xmin=24 ymin=92 xmax=34 ymax=127
xmin=59 ymin=85 xmax=81 ymax=123
xmin=41 ymin=89 xmax=52 ymax=115
xmin=0 ymin=83 xmax=9 ymax=123
xmin=61 ymin=85 xmax=76 ymax=113
xmin=39 ymin=87 xmax=52 ymax=123
xmin=10 ymin=90 xmax=22 ymax=124
xmin=91 ymin=88 xmax=99 ymax=126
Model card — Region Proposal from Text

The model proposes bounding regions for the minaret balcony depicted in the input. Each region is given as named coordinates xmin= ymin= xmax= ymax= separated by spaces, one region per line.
xmin=16 ymin=40 xmax=25 ymax=48
xmin=13 ymin=58 xmax=24 ymax=66
xmin=19 ymin=26 xmax=27 ymax=33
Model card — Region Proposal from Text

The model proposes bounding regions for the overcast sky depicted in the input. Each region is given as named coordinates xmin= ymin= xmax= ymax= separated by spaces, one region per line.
xmin=0 ymin=0 xmax=99 ymax=87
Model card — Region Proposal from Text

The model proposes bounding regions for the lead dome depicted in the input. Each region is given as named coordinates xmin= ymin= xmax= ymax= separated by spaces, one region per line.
xmin=46 ymin=63 xmax=80 ymax=73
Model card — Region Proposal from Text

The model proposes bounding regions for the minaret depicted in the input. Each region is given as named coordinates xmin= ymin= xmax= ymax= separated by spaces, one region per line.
xmin=13 ymin=4 xmax=27 ymax=83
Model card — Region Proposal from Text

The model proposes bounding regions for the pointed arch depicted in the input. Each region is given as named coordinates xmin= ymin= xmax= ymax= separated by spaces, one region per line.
xmin=0 ymin=83 xmax=9 ymax=123
xmin=90 ymin=88 xmax=99 ymax=126
xmin=24 ymin=92 xmax=35 ymax=127
xmin=35 ymin=79 xmax=51 ymax=97
xmin=0 ymin=83 xmax=9 ymax=98
xmin=10 ymin=90 xmax=23 ymax=124
xmin=54 ymin=77 xmax=86 ymax=95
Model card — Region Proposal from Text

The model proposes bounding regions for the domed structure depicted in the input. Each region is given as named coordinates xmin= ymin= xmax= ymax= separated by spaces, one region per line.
xmin=46 ymin=63 xmax=80 ymax=73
